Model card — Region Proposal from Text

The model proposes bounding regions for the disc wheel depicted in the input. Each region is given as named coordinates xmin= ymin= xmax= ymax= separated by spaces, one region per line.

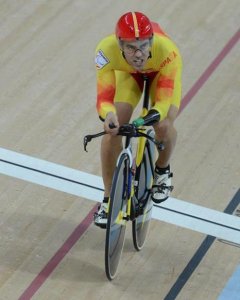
xmin=132 ymin=139 xmax=154 ymax=251
xmin=105 ymin=154 xmax=129 ymax=280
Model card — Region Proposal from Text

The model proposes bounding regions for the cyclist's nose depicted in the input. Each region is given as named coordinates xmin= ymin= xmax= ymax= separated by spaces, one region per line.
xmin=134 ymin=49 xmax=143 ymax=57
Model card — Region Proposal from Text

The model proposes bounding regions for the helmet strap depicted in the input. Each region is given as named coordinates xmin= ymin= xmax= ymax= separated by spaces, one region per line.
xmin=121 ymin=50 xmax=126 ymax=59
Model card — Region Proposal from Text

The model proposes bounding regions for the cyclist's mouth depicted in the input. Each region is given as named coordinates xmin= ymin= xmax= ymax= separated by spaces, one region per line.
xmin=133 ymin=59 xmax=144 ymax=67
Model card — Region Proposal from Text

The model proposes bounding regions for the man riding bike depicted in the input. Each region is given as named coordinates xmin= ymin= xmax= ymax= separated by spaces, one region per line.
xmin=94 ymin=12 xmax=182 ymax=228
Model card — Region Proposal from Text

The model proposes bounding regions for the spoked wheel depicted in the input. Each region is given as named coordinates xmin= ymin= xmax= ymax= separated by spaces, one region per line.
xmin=105 ymin=153 xmax=130 ymax=280
xmin=132 ymin=132 xmax=155 ymax=251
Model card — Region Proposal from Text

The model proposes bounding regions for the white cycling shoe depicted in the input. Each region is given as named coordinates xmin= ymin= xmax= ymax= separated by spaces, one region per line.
xmin=151 ymin=168 xmax=173 ymax=203
xmin=94 ymin=202 xmax=108 ymax=229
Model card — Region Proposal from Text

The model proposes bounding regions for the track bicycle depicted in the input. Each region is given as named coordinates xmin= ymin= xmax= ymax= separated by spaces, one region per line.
xmin=84 ymin=76 xmax=164 ymax=280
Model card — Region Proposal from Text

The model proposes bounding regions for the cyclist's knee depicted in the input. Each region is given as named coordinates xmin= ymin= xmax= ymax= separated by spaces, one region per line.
xmin=153 ymin=120 xmax=176 ymax=141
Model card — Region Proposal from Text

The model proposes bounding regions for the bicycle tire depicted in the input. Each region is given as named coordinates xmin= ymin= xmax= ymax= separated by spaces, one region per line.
xmin=132 ymin=130 xmax=155 ymax=251
xmin=105 ymin=153 xmax=130 ymax=280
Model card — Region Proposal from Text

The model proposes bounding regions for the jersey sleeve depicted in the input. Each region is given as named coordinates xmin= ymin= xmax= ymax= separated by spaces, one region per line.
xmin=96 ymin=68 xmax=116 ymax=120
xmin=95 ymin=37 xmax=117 ymax=120
xmin=151 ymin=37 xmax=182 ymax=120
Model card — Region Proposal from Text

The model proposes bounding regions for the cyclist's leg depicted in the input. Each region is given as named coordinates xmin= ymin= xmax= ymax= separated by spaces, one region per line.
xmin=153 ymin=105 xmax=178 ymax=168
xmin=149 ymin=70 xmax=180 ymax=168
xmin=150 ymin=107 xmax=178 ymax=203
xmin=149 ymin=75 xmax=179 ymax=202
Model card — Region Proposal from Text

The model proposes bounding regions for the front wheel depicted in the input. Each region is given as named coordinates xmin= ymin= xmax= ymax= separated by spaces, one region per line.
xmin=105 ymin=153 xmax=130 ymax=280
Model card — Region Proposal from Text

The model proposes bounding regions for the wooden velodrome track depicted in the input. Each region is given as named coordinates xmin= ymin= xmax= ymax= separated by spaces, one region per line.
xmin=0 ymin=1 xmax=239 ymax=299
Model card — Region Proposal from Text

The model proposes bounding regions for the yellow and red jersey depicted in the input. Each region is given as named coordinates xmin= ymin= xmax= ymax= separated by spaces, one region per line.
xmin=95 ymin=22 xmax=182 ymax=120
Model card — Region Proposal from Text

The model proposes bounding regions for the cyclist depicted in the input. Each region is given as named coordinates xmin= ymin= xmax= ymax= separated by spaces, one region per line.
xmin=94 ymin=12 xmax=182 ymax=228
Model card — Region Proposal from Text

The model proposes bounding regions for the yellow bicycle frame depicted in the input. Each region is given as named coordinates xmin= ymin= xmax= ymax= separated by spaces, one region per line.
xmin=112 ymin=107 xmax=154 ymax=224
xmin=135 ymin=107 xmax=149 ymax=168
xmin=127 ymin=107 xmax=150 ymax=218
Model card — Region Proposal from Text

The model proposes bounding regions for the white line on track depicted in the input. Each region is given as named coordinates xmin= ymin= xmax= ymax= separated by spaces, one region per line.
xmin=0 ymin=147 xmax=239 ymax=244
xmin=0 ymin=147 xmax=103 ymax=201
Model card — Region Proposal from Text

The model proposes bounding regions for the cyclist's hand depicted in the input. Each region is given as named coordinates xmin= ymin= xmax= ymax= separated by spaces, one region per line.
xmin=104 ymin=112 xmax=119 ymax=135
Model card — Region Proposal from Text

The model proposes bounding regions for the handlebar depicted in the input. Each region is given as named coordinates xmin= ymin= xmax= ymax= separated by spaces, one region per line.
xmin=133 ymin=109 xmax=160 ymax=127
xmin=83 ymin=123 xmax=164 ymax=152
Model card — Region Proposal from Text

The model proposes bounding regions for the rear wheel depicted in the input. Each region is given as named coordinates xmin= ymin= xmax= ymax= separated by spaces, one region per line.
xmin=105 ymin=153 xmax=130 ymax=280
xmin=132 ymin=132 xmax=155 ymax=251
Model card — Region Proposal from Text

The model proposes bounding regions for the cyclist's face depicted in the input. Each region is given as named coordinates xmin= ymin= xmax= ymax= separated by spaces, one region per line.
xmin=121 ymin=39 xmax=151 ymax=71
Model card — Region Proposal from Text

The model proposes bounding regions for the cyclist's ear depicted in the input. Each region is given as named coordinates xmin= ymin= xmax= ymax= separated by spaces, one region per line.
xmin=118 ymin=40 xmax=124 ymax=50
xmin=149 ymin=37 xmax=153 ymax=46
xmin=118 ymin=41 xmax=126 ymax=59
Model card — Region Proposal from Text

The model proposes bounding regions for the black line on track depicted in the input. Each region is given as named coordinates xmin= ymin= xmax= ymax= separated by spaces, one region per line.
xmin=1 ymin=159 xmax=239 ymax=299
xmin=163 ymin=188 xmax=240 ymax=300
xmin=153 ymin=204 xmax=240 ymax=232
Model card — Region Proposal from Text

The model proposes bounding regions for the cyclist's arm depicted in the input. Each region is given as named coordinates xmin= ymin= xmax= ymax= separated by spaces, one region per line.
xmin=95 ymin=35 xmax=123 ymax=121
xmin=151 ymin=40 xmax=182 ymax=120
xmin=96 ymin=68 xmax=117 ymax=120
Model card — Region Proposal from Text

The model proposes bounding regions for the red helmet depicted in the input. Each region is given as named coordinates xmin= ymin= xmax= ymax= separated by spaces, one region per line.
xmin=115 ymin=12 xmax=153 ymax=40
